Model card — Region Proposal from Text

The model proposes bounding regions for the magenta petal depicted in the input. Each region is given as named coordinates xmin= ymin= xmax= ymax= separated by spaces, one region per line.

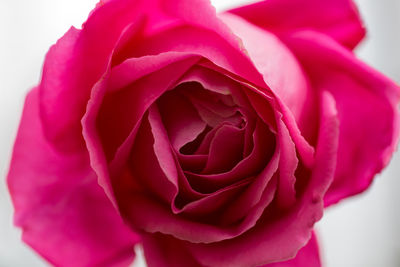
xmin=174 ymin=177 xmax=252 ymax=216
xmin=142 ymin=231 xmax=320 ymax=267
xmin=275 ymin=117 xmax=298 ymax=209
xmin=38 ymin=0 xmax=266 ymax=152
xmin=179 ymin=65 xmax=238 ymax=95
xmin=285 ymin=30 xmax=400 ymax=206
xmin=221 ymin=14 xmax=315 ymax=168
xmin=99 ymin=53 xmax=200 ymax=161
xmin=107 ymin=55 xmax=201 ymax=177
xmin=8 ymin=89 xmax=138 ymax=267
xmin=144 ymin=104 xmax=248 ymax=217
xmin=158 ymin=0 xmax=267 ymax=87
xmin=148 ymin=105 xmax=180 ymax=188
xmin=227 ymin=0 xmax=365 ymax=49
xmin=178 ymin=153 xmax=208 ymax=173
xmin=127 ymin=24 xmax=266 ymax=87
xmin=121 ymin=119 xmax=278 ymax=243
xmin=202 ymin=124 xmax=245 ymax=174
xmin=142 ymin=234 xmax=202 ymax=267
xmin=39 ymin=0 xmax=143 ymax=152
xmin=108 ymin=52 xmax=198 ymax=90
xmin=220 ymin=151 xmax=279 ymax=225
xmin=185 ymin=91 xmax=339 ymax=267
xmin=262 ymin=232 xmax=321 ymax=267
xmin=220 ymin=13 xmax=310 ymax=124
xmin=195 ymin=124 xmax=223 ymax=155
xmin=83 ymin=55 xmax=198 ymax=207
xmin=122 ymin=192 xmax=238 ymax=243
xmin=130 ymin=114 xmax=177 ymax=203
xmin=185 ymin=119 xmax=274 ymax=193
xmin=156 ymin=90 xmax=207 ymax=151
xmin=123 ymin=178 xmax=275 ymax=245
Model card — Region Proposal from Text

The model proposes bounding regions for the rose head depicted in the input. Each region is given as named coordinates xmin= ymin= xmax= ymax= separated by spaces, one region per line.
xmin=7 ymin=0 xmax=400 ymax=266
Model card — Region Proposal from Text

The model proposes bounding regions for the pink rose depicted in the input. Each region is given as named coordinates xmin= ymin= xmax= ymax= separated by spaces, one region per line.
xmin=8 ymin=0 xmax=400 ymax=266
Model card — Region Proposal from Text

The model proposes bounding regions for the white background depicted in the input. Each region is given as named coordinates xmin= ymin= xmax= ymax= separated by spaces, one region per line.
xmin=0 ymin=0 xmax=399 ymax=266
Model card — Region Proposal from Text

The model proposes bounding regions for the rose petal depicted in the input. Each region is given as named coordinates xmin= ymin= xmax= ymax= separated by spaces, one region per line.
xmin=284 ymin=30 xmax=400 ymax=206
xmin=261 ymin=232 xmax=321 ymax=267
xmin=227 ymin=0 xmax=365 ymax=49
xmin=39 ymin=0 xmax=144 ymax=152
xmin=195 ymin=123 xmax=226 ymax=155
xmin=38 ymin=0 xmax=267 ymax=152
xmin=142 ymin=234 xmax=203 ymax=267
xmin=131 ymin=103 xmax=218 ymax=209
xmin=219 ymin=152 xmax=280 ymax=225
xmin=121 ymin=177 xmax=275 ymax=245
xmin=133 ymin=0 xmax=268 ymax=88
xmin=156 ymin=89 xmax=207 ymax=151
xmin=185 ymin=119 xmax=274 ymax=193
xmin=220 ymin=13 xmax=315 ymax=168
xmin=180 ymin=66 xmax=231 ymax=95
xmin=185 ymin=91 xmax=339 ymax=267
xmin=202 ymin=124 xmax=245 ymax=174
xmin=8 ymin=89 xmax=138 ymax=267
xmin=121 ymin=119 xmax=279 ymax=243
xmin=83 ymin=55 xmax=198 ymax=207
xmin=141 ymin=231 xmax=320 ymax=267
xmin=178 ymin=153 xmax=208 ymax=173
xmin=143 ymin=102 xmax=272 ymax=220
xmin=220 ymin=13 xmax=310 ymax=124
xmin=174 ymin=177 xmax=252 ymax=218
xmin=108 ymin=52 xmax=197 ymax=90
xmin=148 ymin=105 xmax=180 ymax=189
xmin=179 ymin=83 xmax=241 ymax=125
xmin=123 ymin=25 xmax=266 ymax=87
xmin=99 ymin=53 xmax=200 ymax=161
xmin=275 ymin=116 xmax=298 ymax=209
xmin=130 ymin=112 xmax=177 ymax=204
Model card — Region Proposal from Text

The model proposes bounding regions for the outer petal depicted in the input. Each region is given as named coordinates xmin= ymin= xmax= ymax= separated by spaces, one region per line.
xmin=262 ymin=232 xmax=320 ymax=267
xmin=227 ymin=0 xmax=365 ymax=50
xmin=284 ymin=30 xmax=400 ymax=206
xmin=39 ymin=0 xmax=144 ymax=152
xmin=7 ymin=89 xmax=138 ymax=267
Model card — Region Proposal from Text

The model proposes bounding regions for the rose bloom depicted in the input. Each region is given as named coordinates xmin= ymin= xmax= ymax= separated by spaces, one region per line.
xmin=7 ymin=0 xmax=400 ymax=266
